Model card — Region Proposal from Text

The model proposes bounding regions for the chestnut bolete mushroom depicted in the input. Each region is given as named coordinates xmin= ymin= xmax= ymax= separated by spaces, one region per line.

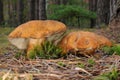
xmin=8 ymin=20 xmax=66 ymax=56
xmin=59 ymin=31 xmax=112 ymax=56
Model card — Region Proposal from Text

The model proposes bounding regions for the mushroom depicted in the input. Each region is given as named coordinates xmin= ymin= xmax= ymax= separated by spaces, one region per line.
xmin=59 ymin=31 xmax=112 ymax=56
xmin=8 ymin=20 xmax=66 ymax=56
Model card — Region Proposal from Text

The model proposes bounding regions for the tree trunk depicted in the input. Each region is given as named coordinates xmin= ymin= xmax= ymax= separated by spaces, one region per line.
xmin=109 ymin=0 xmax=120 ymax=43
xmin=29 ymin=0 xmax=35 ymax=20
xmin=0 ymin=0 xmax=3 ymax=24
xmin=8 ymin=0 xmax=17 ymax=27
xmin=29 ymin=0 xmax=47 ymax=20
xmin=96 ymin=0 xmax=110 ymax=27
xmin=17 ymin=0 xmax=24 ymax=25
xmin=54 ymin=0 xmax=68 ymax=5
xmin=35 ymin=0 xmax=39 ymax=20
xmin=38 ymin=0 xmax=47 ymax=20
xmin=110 ymin=0 xmax=120 ymax=21
xmin=61 ymin=0 xmax=68 ymax=5
xmin=89 ymin=0 xmax=97 ymax=28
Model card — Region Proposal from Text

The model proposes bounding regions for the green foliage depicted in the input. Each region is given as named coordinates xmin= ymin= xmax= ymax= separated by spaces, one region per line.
xmin=48 ymin=5 xmax=96 ymax=20
xmin=47 ymin=3 xmax=96 ymax=27
xmin=102 ymin=45 xmax=120 ymax=55
xmin=28 ymin=41 xmax=63 ymax=59
xmin=93 ymin=67 xmax=119 ymax=80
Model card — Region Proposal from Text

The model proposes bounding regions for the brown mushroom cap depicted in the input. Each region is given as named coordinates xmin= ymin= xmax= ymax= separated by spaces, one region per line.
xmin=8 ymin=20 xmax=66 ymax=50
xmin=9 ymin=20 xmax=66 ymax=38
xmin=59 ymin=31 xmax=112 ymax=55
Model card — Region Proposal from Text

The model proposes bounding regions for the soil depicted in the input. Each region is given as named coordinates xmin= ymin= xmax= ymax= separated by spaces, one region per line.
xmin=0 ymin=45 xmax=120 ymax=80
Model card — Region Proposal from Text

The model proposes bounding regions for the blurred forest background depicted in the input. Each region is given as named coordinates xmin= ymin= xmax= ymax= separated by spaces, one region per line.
xmin=0 ymin=1 xmax=120 ymax=79
xmin=0 ymin=0 xmax=119 ymax=28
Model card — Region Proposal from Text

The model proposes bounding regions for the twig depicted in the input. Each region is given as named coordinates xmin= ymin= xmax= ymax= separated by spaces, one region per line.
xmin=2 ymin=69 xmax=11 ymax=80
xmin=75 ymin=67 xmax=92 ymax=76
xmin=13 ymin=73 xmax=61 ymax=79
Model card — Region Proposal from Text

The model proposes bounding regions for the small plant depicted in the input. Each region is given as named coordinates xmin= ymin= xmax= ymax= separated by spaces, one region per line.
xmin=102 ymin=46 xmax=111 ymax=54
xmin=93 ymin=67 xmax=119 ymax=80
xmin=57 ymin=61 xmax=66 ymax=67
xmin=77 ymin=63 xmax=85 ymax=68
xmin=108 ymin=68 xmax=119 ymax=80
xmin=93 ymin=76 xmax=109 ymax=80
xmin=28 ymin=41 xmax=63 ymax=59
xmin=102 ymin=45 xmax=120 ymax=55
xmin=88 ymin=58 xmax=95 ymax=66
xmin=15 ymin=51 xmax=26 ymax=59
xmin=28 ymin=49 xmax=37 ymax=59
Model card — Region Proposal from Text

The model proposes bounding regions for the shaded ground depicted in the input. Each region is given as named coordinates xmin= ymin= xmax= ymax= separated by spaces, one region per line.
xmin=0 ymin=27 xmax=120 ymax=80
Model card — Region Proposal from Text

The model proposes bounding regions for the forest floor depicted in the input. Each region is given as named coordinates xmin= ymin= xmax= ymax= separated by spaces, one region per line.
xmin=0 ymin=27 xmax=120 ymax=80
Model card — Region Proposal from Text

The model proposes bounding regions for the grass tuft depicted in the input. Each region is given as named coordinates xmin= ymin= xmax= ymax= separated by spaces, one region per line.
xmin=102 ymin=44 xmax=120 ymax=55
xmin=93 ymin=67 xmax=119 ymax=80
xmin=28 ymin=41 xmax=63 ymax=59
